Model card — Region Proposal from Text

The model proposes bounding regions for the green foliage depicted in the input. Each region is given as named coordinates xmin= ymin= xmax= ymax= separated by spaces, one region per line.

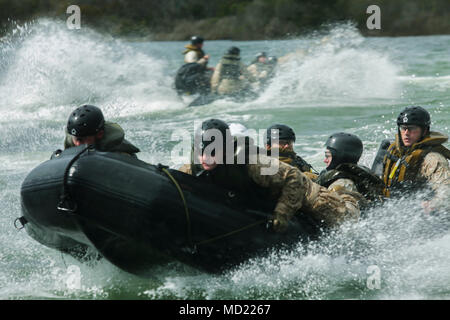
xmin=0 ymin=0 xmax=449 ymax=38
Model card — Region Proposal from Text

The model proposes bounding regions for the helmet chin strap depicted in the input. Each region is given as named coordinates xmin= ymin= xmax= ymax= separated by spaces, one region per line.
xmin=421 ymin=126 xmax=430 ymax=139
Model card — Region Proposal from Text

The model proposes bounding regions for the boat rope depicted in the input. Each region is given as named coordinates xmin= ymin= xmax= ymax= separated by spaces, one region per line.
xmin=57 ymin=146 xmax=90 ymax=214
xmin=159 ymin=165 xmax=194 ymax=248
xmin=159 ymin=165 xmax=271 ymax=249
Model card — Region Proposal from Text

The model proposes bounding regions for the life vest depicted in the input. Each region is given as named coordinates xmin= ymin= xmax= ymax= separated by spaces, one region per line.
xmin=382 ymin=131 xmax=450 ymax=197
xmin=183 ymin=44 xmax=205 ymax=60
xmin=317 ymin=163 xmax=384 ymax=201
xmin=220 ymin=54 xmax=241 ymax=80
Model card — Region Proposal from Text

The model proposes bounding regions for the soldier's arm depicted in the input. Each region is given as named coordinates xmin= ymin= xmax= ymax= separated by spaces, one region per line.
xmin=247 ymin=64 xmax=258 ymax=78
xmin=328 ymin=178 xmax=359 ymax=193
xmin=303 ymin=182 xmax=361 ymax=227
xmin=259 ymin=70 xmax=268 ymax=79
xmin=247 ymin=156 xmax=306 ymax=231
xmin=210 ymin=63 xmax=222 ymax=92
xmin=419 ymin=152 xmax=450 ymax=211
xmin=241 ymin=63 xmax=257 ymax=83
xmin=303 ymin=172 xmax=318 ymax=181
xmin=196 ymin=57 xmax=208 ymax=67
xmin=184 ymin=51 xmax=199 ymax=64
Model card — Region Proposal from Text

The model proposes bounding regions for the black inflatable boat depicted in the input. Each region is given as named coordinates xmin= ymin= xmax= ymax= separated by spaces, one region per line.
xmin=19 ymin=146 xmax=319 ymax=276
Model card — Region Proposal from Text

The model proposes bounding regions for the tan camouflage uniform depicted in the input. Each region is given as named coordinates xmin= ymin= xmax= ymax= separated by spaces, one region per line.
xmin=276 ymin=152 xmax=362 ymax=219
xmin=178 ymin=163 xmax=193 ymax=175
xmin=383 ymin=131 xmax=450 ymax=210
xmin=64 ymin=121 xmax=140 ymax=155
xmin=328 ymin=178 xmax=359 ymax=193
xmin=247 ymin=62 xmax=276 ymax=91
xmin=247 ymin=63 xmax=269 ymax=80
xmin=179 ymin=154 xmax=360 ymax=231
xmin=418 ymin=152 xmax=450 ymax=210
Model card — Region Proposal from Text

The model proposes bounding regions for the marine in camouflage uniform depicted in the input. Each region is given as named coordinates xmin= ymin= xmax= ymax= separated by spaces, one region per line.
xmin=382 ymin=106 xmax=449 ymax=211
xmin=317 ymin=132 xmax=384 ymax=205
xmin=179 ymin=152 xmax=360 ymax=230
xmin=183 ymin=36 xmax=209 ymax=67
xmin=179 ymin=119 xmax=361 ymax=232
xmin=265 ymin=124 xmax=317 ymax=179
xmin=64 ymin=105 xmax=140 ymax=156
xmin=247 ymin=52 xmax=277 ymax=92
xmin=210 ymin=47 xmax=256 ymax=96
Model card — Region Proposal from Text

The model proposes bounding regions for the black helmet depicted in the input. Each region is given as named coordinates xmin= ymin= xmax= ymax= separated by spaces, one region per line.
xmin=227 ymin=46 xmax=240 ymax=56
xmin=191 ymin=36 xmax=204 ymax=45
xmin=67 ymin=105 xmax=105 ymax=137
xmin=326 ymin=132 xmax=363 ymax=169
xmin=192 ymin=119 xmax=230 ymax=167
xmin=396 ymin=106 xmax=431 ymax=128
xmin=266 ymin=124 xmax=296 ymax=145
xmin=198 ymin=119 xmax=230 ymax=149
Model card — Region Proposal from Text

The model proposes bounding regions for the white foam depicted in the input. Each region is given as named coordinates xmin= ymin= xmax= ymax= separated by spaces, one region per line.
xmin=0 ymin=19 xmax=183 ymax=123
xmin=257 ymin=24 xmax=401 ymax=105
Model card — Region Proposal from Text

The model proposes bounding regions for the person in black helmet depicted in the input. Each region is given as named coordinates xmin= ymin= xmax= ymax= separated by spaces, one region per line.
xmin=248 ymin=52 xmax=268 ymax=73
xmin=64 ymin=105 xmax=140 ymax=156
xmin=210 ymin=46 xmax=256 ymax=97
xmin=381 ymin=106 xmax=449 ymax=211
xmin=176 ymin=35 xmax=213 ymax=96
xmin=183 ymin=35 xmax=210 ymax=67
xmin=247 ymin=52 xmax=276 ymax=91
xmin=317 ymin=132 xmax=384 ymax=203
xmin=179 ymin=119 xmax=363 ymax=232
xmin=265 ymin=124 xmax=316 ymax=177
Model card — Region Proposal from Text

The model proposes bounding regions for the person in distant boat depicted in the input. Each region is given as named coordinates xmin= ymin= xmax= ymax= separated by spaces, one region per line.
xmin=63 ymin=105 xmax=140 ymax=156
xmin=265 ymin=124 xmax=317 ymax=178
xmin=210 ymin=47 xmax=256 ymax=97
xmin=247 ymin=52 xmax=276 ymax=91
xmin=247 ymin=52 xmax=268 ymax=78
xmin=381 ymin=106 xmax=450 ymax=213
xmin=316 ymin=132 xmax=384 ymax=205
xmin=178 ymin=119 xmax=362 ymax=232
xmin=183 ymin=35 xmax=210 ymax=68
xmin=177 ymin=36 xmax=213 ymax=96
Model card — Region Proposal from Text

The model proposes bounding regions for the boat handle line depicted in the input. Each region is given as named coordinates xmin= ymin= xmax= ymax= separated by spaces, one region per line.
xmin=160 ymin=166 xmax=194 ymax=249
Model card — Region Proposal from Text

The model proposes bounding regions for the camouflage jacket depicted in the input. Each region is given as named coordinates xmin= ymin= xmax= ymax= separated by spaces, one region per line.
xmin=382 ymin=131 xmax=449 ymax=209
xmin=64 ymin=121 xmax=140 ymax=156
xmin=179 ymin=154 xmax=361 ymax=230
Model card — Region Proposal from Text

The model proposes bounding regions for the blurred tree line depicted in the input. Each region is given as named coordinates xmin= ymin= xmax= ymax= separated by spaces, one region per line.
xmin=1 ymin=0 xmax=449 ymax=39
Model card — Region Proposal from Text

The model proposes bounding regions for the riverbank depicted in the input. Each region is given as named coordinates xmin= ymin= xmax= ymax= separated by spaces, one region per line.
xmin=1 ymin=0 xmax=449 ymax=40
